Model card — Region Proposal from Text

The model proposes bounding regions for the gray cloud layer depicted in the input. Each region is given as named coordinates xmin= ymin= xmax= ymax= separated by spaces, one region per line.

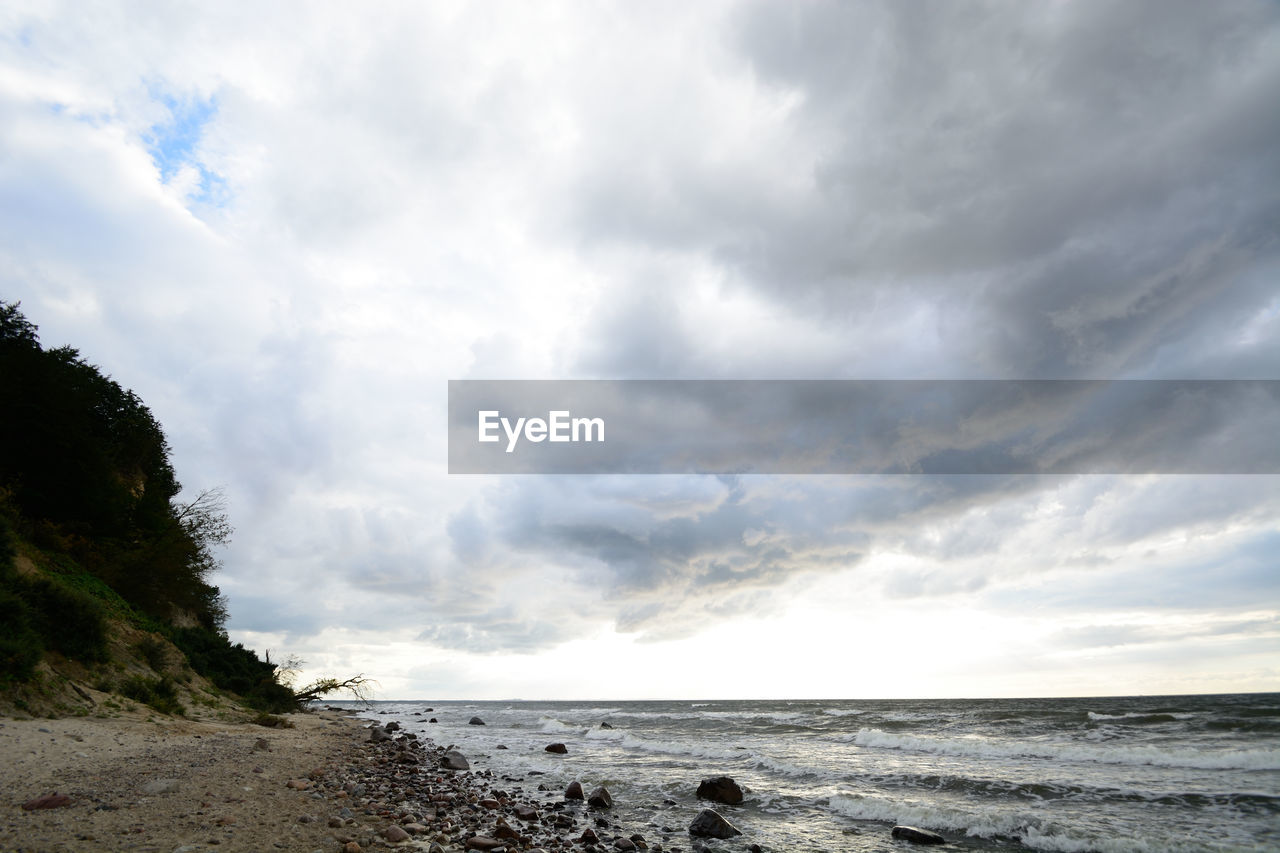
xmin=2 ymin=1 xmax=1276 ymax=689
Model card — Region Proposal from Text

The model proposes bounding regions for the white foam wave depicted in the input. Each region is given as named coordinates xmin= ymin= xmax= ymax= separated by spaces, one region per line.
xmin=753 ymin=754 xmax=820 ymax=777
xmin=1086 ymin=711 xmax=1194 ymax=721
xmin=822 ymin=708 xmax=866 ymax=717
xmin=829 ymin=795 xmax=1213 ymax=853
xmin=853 ymin=728 xmax=1280 ymax=770
xmin=538 ymin=717 xmax=579 ymax=734
xmin=608 ymin=731 xmax=747 ymax=761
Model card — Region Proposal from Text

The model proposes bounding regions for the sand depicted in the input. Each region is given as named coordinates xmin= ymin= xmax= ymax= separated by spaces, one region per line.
xmin=0 ymin=709 xmax=366 ymax=853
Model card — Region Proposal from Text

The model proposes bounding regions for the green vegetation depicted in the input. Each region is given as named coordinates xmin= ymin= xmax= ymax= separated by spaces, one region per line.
xmin=118 ymin=674 xmax=184 ymax=716
xmin=170 ymin=626 xmax=298 ymax=713
xmin=0 ymin=300 xmax=375 ymax=716
xmin=1 ymin=517 xmax=108 ymax=680
xmin=0 ymin=300 xmax=291 ymax=713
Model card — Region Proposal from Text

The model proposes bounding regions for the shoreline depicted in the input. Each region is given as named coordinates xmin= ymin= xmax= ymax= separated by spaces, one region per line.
xmin=1 ymin=708 xmax=693 ymax=853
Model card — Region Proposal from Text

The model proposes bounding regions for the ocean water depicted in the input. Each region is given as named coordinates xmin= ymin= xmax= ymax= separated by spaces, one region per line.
xmin=350 ymin=694 xmax=1280 ymax=852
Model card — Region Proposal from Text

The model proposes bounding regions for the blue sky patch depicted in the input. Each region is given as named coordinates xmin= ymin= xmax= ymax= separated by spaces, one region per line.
xmin=144 ymin=91 xmax=225 ymax=205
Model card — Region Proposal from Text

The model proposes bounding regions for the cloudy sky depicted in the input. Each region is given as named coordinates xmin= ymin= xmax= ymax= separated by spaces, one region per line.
xmin=2 ymin=1 xmax=1278 ymax=699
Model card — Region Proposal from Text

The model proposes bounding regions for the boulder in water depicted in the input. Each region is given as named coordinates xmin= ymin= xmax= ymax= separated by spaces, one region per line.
xmin=891 ymin=825 xmax=946 ymax=844
xmin=696 ymin=776 xmax=743 ymax=805
xmin=587 ymin=786 xmax=613 ymax=808
xmin=688 ymin=809 xmax=741 ymax=839
xmin=469 ymin=716 xmax=486 ymax=725
xmin=441 ymin=749 xmax=470 ymax=770
xmin=565 ymin=780 xmax=585 ymax=800
xmin=545 ymin=742 xmax=568 ymax=754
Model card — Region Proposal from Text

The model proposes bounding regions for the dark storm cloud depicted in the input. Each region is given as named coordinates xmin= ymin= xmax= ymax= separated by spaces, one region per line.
xmin=569 ymin=0 xmax=1280 ymax=380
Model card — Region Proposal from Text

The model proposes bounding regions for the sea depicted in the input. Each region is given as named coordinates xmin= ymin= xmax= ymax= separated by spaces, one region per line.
xmin=347 ymin=694 xmax=1280 ymax=852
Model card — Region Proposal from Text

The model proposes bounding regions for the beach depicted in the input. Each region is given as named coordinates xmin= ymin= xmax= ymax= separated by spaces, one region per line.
xmin=0 ymin=709 xmax=369 ymax=852
xmin=0 ymin=707 xmax=677 ymax=853
xmin=4 ymin=694 xmax=1278 ymax=852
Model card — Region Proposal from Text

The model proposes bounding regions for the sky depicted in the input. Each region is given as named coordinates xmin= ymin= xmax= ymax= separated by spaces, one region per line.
xmin=1 ymin=0 xmax=1278 ymax=700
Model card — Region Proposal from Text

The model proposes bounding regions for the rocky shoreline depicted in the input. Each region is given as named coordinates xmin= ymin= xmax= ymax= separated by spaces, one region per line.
xmin=333 ymin=719 xmax=753 ymax=853
xmin=4 ymin=708 xmax=950 ymax=851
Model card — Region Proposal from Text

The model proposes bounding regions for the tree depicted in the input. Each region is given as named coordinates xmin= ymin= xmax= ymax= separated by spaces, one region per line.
xmin=292 ymin=674 xmax=377 ymax=706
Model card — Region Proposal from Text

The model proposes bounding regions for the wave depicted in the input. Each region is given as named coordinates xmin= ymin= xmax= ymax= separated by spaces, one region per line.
xmin=538 ymin=717 xmax=581 ymax=734
xmin=1086 ymin=711 xmax=1188 ymax=724
xmin=852 ymin=728 xmax=1280 ymax=770
xmin=828 ymin=794 xmax=1225 ymax=853
xmin=579 ymin=724 xmax=747 ymax=761
xmin=822 ymin=708 xmax=866 ymax=717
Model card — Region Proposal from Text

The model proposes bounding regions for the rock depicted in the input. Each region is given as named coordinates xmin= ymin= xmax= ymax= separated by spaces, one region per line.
xmin=140 ymin=778 xmax=180 ymax=795
xmin=688 ymin=810 xmax=741 ymax=839
xmin=22 ymin=793 xmax=71 ymax=810
xmin=494 ymin=824 xmax=520 ymax=840
xmin=497 ymin=744 xmax=508 ymax=749
xmin=286 ymin=779 xmax=312 ymax=790
xmin=442 ymin=749 xmax=470 ymax=770
xmin=369 ymin=726 xmax=392 ymax=743
xmin=479 ymin=798 xmax=500 ymax=809
xmin=580 ymin=828 xmax=600 ymax=844
xmin=514 ymin=804 xmax=538 ymax=821
xmin=695 ymin=776 xmax=743 ymax=805
xmin=465 ymin=836 xmax=503 ymax=850
xmin=600 ymin=722 xmax=614 ymax=729
xmin=429 ymin=718 xmax=438 ymax=723
xmin=588 ymin=786 xmax=613 ymax=808
xmin=469 ymin=716 xmax=486 ymax=726
xmin=343 ymin=843 xmax=361 ymax=853
xmin=616 ymin=839 xmax=637 ymax=851
xmin=545 ymin=743 xmax=568 ymax=754
xmin=254 ymin=737 xmax=271 ymax=751
xmin=384 ymin=721 xmax=401 ymax=732
xmin=565 ymin=781 xmax=585 ymax=800
xmin=891 ymin=826 xmax=946 ymax=845
xmin=383 ymin=825 xmax=411 ymax=842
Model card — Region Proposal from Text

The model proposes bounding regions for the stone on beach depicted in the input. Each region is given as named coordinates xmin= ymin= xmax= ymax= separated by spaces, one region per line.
xmin=442 ymin=749 xmax=470 ymax=770
xmin=383 ymin=824 xmax=411 ymax=842
xmin=696 ymin=776 xmax=743 ymax=804
xmin=565 ymin=780 xmax=585 ymax=800
xmin=688 ymin=809 xmax=741 ymax=839
xmin=465 ymin=835 xmax=503 ymax=850
xmin=21 ymin=793 xmax=71 ymax=810
xmin=891 ymin=825 xmax=946 ymax=844
xmin=588 ymin=785 xmax=614 ymax=808
xmin=140 ymin=778 xmax=180 ymax=795
xmin=545 ymin=742 xmax=568 ymax=754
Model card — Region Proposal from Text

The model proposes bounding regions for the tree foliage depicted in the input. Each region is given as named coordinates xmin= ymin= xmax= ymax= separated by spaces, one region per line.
xmin=0 ymin=300 xmax=225 ymax=630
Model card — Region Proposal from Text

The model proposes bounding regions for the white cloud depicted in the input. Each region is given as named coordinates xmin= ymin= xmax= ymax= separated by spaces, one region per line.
xmin=1 ymin=1 xmax=1277 ymax=698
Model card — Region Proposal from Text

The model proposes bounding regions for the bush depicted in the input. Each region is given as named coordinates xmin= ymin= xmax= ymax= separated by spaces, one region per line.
xmin=0 ymin=587 xmax=42 ymax=681
xmin=119 ymin=675 xmax=184 ymax=716
xmin=135 ymin=635 xmax=169 ymax=672
xmin=170 ymin=626 xmax=298 ymax=713
xmin=23 ymin=575 xmax=107 ymax=662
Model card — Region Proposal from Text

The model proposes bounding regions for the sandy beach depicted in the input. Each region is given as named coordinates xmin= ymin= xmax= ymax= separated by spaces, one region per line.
xmin=2 ymin=708 xmax=684 ymax=853
xmin=0 ymin=709 xmax=370 ymax=852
